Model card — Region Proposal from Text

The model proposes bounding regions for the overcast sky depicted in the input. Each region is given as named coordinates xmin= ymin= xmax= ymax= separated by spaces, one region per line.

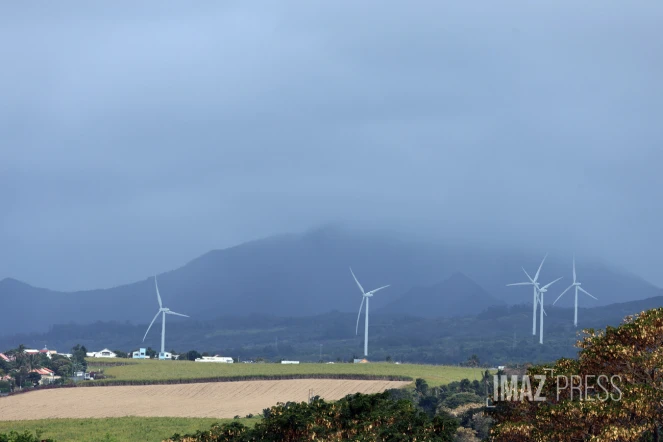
xmin=1 ymin=1 xmax=662 ymax=291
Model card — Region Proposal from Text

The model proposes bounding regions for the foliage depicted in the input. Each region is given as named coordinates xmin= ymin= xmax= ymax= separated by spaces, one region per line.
xmin=112 ymin=350 xmax=128 ymax=358
xmin=0 ymin=417 xmax=258 ymax=442
xmin=0 ymin=430 xmax=54 ymax=442
xmin=185 ymin=350 xmax=202 ymax=361
xmin=166 ymin=391 xmax=459 ymax=441
xmin=96 ymin=359 xmax=484 ymax=387
xmin=26 ymin=372 xmax=41 ymax=387
xmin=491 ymin=307 xmax=663 ymax=441
xmin=71 ymin=345 xmax=88 ymax=371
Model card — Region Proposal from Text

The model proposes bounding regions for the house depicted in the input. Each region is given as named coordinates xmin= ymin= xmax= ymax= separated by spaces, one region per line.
xmin=132 ymin=348 xmax=150 ymax=359
xmin=89 ymin=349 xmax=117 ymax=358
xmin=195 ymin=356 xmax=233 ymax=363
xmin=158 ymin=352 xmax=174 ymax=360
xmin=354 ymin=358 xmax=369 ymax=364
xmin=0 ymin=353 xmax=12 ymax=362
xmin=38 ymin=347 xmax=58 ymax=359
xmin=30 ymin=367 xmax=59 ymax=385
xmin=281 ymin=360 xmax=300 ymax=364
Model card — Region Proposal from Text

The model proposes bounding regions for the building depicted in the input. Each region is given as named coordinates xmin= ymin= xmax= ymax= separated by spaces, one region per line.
xmin=89 ymin=349 xmax=117 ymax=358
xmin=158 ymin=351 xmax=174 ymax=360
xmin=132 ymin=348 xmax=149 ymax=359
xmin=30 ymin=367 xmax=59 ymax=385
xmin=281 ymin=360 xmax=300 ymax=364
xmin=194 ymin=356 xmax=233 ymax=363
xmin=0 ymin=353 xmax=11 ymax=362
xmin=354 ymin=358 xmax=369 ymax=364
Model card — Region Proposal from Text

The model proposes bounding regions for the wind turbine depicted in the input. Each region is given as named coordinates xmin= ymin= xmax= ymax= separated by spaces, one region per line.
xmin=507 ymin=255 xmax=548 ymax=335
xmin=537 ymin=277 xmax=562 ymax=344
xmin=552 ymin=257 xmax=597 ymax=327
xmin=350 ymin=267 xmax=389 ymax=358
xmin=143 ymin=276 xmax=189 ymax=359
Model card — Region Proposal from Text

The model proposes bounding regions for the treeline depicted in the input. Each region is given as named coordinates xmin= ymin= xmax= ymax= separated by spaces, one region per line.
xmin=3 ymin=301 xmax=644 ymax=366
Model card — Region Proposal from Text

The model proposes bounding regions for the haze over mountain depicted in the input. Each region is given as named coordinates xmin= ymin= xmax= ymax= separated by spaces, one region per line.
xmin=378 ymin=272 xmax=505 ymax=318
xmin=1 ymin=227 xmax=659 ymax=336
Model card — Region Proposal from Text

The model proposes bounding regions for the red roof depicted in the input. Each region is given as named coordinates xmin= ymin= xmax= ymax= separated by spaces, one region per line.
xmin=0 ymin=353 xmax=11 ymax=362
xmin=31 ymin=368 xmax=55 ymax=376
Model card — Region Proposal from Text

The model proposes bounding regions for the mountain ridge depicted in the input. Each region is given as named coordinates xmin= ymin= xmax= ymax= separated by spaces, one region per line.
xmin=1 ymin=226 xmax=660 ymax=336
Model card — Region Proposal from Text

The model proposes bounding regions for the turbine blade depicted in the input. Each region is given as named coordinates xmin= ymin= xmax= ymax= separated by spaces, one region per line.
xmin=522 ymin=267 xmax=535 ymax=283
xmin=155 ymin=276 xmax=163 ymax=308
xmin=552 ymin=284 xmax=574 ymax=305
xmin=572 ymin=256 xmax=577 ymax=283
xmin=350 ymin=267 xmax=365 ymax=295
xmin=507 ymin=282 xmax=531 ymax=286
xmin=541 ymin=277 xmax=563 ymax=290
xmin=355 ymin=297 xmax=366 ymax=335
xmin=166 ymin=311 xmax=189 ymax=318
xmin=534 ymin=254 xmax=548 ymax=282
xmin=579 ymin=287 xmax=597 ymax=300
xmin=366 ymin=285 xmax=390 ymax=296
xmin=143 ymin=310 xmax=161 ymax=342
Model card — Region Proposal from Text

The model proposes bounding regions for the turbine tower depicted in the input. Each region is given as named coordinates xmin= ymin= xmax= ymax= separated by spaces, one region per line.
xmin=552 ymin=257 xmax=598 ymax=327
xmin=507 ymin=255 xmax=548 ymax=335
xmin=350 ymin=267 xmax=389 ymax=358
xmin=143 ymin=276 xmax=189 ymax=359
xmin=536 ymin=277 xmax=562 ymax=344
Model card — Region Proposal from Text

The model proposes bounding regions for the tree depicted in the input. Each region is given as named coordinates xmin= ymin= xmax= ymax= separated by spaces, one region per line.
xmin=26 ymin=372 xmax=41 ymax=387
xmin=165 ymin=391 xmax=459 ymax=441
xmin=466 ymin=354 xmax=480 ymax=367
xmin=491 ymin=307 xmax=663 ymax=442
xmin=386 ymin=355 xmax=393 ymax=362
xmin=71 ymin=344 xmax=88 ymax=371
xmin=185 ymin=350 xmax=202 ymax=361
xmin=416 ymin=378 xmax=430 ymax=396
xmin=113 ymin=350 xmax=128 ymax=359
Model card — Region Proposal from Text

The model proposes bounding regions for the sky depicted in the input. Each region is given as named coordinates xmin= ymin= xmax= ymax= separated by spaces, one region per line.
xmin=1 ymin=1 xmax=662 ymax=291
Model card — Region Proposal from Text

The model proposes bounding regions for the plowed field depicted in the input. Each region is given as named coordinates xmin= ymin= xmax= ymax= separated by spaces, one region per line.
xmin=0 ymin=379 xmax=409 ymax=420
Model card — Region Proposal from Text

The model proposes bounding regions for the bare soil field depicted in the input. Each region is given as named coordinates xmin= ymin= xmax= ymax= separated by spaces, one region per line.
xmin=0 ymin=379 xmax=409 ymax=421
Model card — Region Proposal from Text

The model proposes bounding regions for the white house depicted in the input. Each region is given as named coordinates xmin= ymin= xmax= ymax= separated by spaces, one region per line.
xmin=281 ymin=360 xmax=300 ymax=364
xmin=195 ymin=356 xmax=233 ymax=363
xmin=89 ymin=349 xmax=117 ymax=358
xmin=132 ymin=348 xmax=150 ymax=359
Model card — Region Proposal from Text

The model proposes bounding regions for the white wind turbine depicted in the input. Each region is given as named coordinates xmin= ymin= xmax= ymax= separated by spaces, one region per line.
xmin=351 ymin=267 xmax=389 ymax=358
xmin=143 ymin=276 xmax=189 ymax=359
xmin=536 ymin=277 xmax=563 ymax=344
xmin=507 ymin=255 xmax=548 ymax=336
xmin=552 ymin=257 xmax=597 ymax=327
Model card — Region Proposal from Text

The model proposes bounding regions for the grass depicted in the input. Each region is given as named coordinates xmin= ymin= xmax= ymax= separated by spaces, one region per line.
xmin=0 ymin=416 xmax=260 ymax=442
xmin=88 ymin=359 xmax=486 ymax=387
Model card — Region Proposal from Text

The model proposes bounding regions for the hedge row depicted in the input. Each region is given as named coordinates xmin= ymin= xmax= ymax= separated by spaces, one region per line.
xmin=76 ymin=373 xmax=413 ymax=387
xmin=0 ymin=374 xmax=413 ymax=396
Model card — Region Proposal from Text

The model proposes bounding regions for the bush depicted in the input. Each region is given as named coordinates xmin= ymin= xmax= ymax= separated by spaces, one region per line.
xmin=0 ymin=430 xmax=55 ymax=442
xmin=166 ymin=391 xmax=459 ymax=441
xmin=442 ymin=392 xmax=483 ymax=409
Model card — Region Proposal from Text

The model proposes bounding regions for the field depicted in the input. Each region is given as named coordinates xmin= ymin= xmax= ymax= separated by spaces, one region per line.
xmin=90 ymin=359 xmax=485 ymax=387
xmin=0 ymin=416 xmax=259 ymax=442
xmin=0 ymin=379 xmax=410 ymax=421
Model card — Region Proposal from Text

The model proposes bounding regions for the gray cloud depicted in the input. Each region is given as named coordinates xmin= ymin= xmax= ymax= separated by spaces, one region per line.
xmin=1 ymin=0 xmax=662 ymax=290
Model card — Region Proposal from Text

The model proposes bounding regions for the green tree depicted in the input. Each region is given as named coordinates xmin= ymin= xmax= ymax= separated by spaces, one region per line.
xmin=26 ymin=372 xmax=41 ymax=387
xmin=185 ymin=350 xmax=202 ymax=361
xmin=113 ymin=350 xmax=128 ymax=358
xmin=71 ymin=344 xmax=88 ymax=371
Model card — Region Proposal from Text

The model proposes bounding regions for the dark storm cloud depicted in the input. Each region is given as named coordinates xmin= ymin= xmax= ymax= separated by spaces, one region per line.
xmin=1 ymin=1 xmax=662 ymax=290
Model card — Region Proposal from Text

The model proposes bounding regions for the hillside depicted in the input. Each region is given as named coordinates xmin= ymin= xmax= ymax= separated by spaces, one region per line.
xmin=0 ymin=226 xmax=660 ymax=335
xmin=3 ymin=294 xmax=662 ymax=367
xmin=378 ymin=272 xmax=504 ymax=317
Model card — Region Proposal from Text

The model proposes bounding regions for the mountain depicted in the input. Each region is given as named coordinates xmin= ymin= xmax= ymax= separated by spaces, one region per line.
xmin=378 ymin=273 xmax=504 ymax=317
xmin=1 ymin=226 xmax=660 ymax=336
xmin=2 ymin=295 xmax=662 ymax=367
